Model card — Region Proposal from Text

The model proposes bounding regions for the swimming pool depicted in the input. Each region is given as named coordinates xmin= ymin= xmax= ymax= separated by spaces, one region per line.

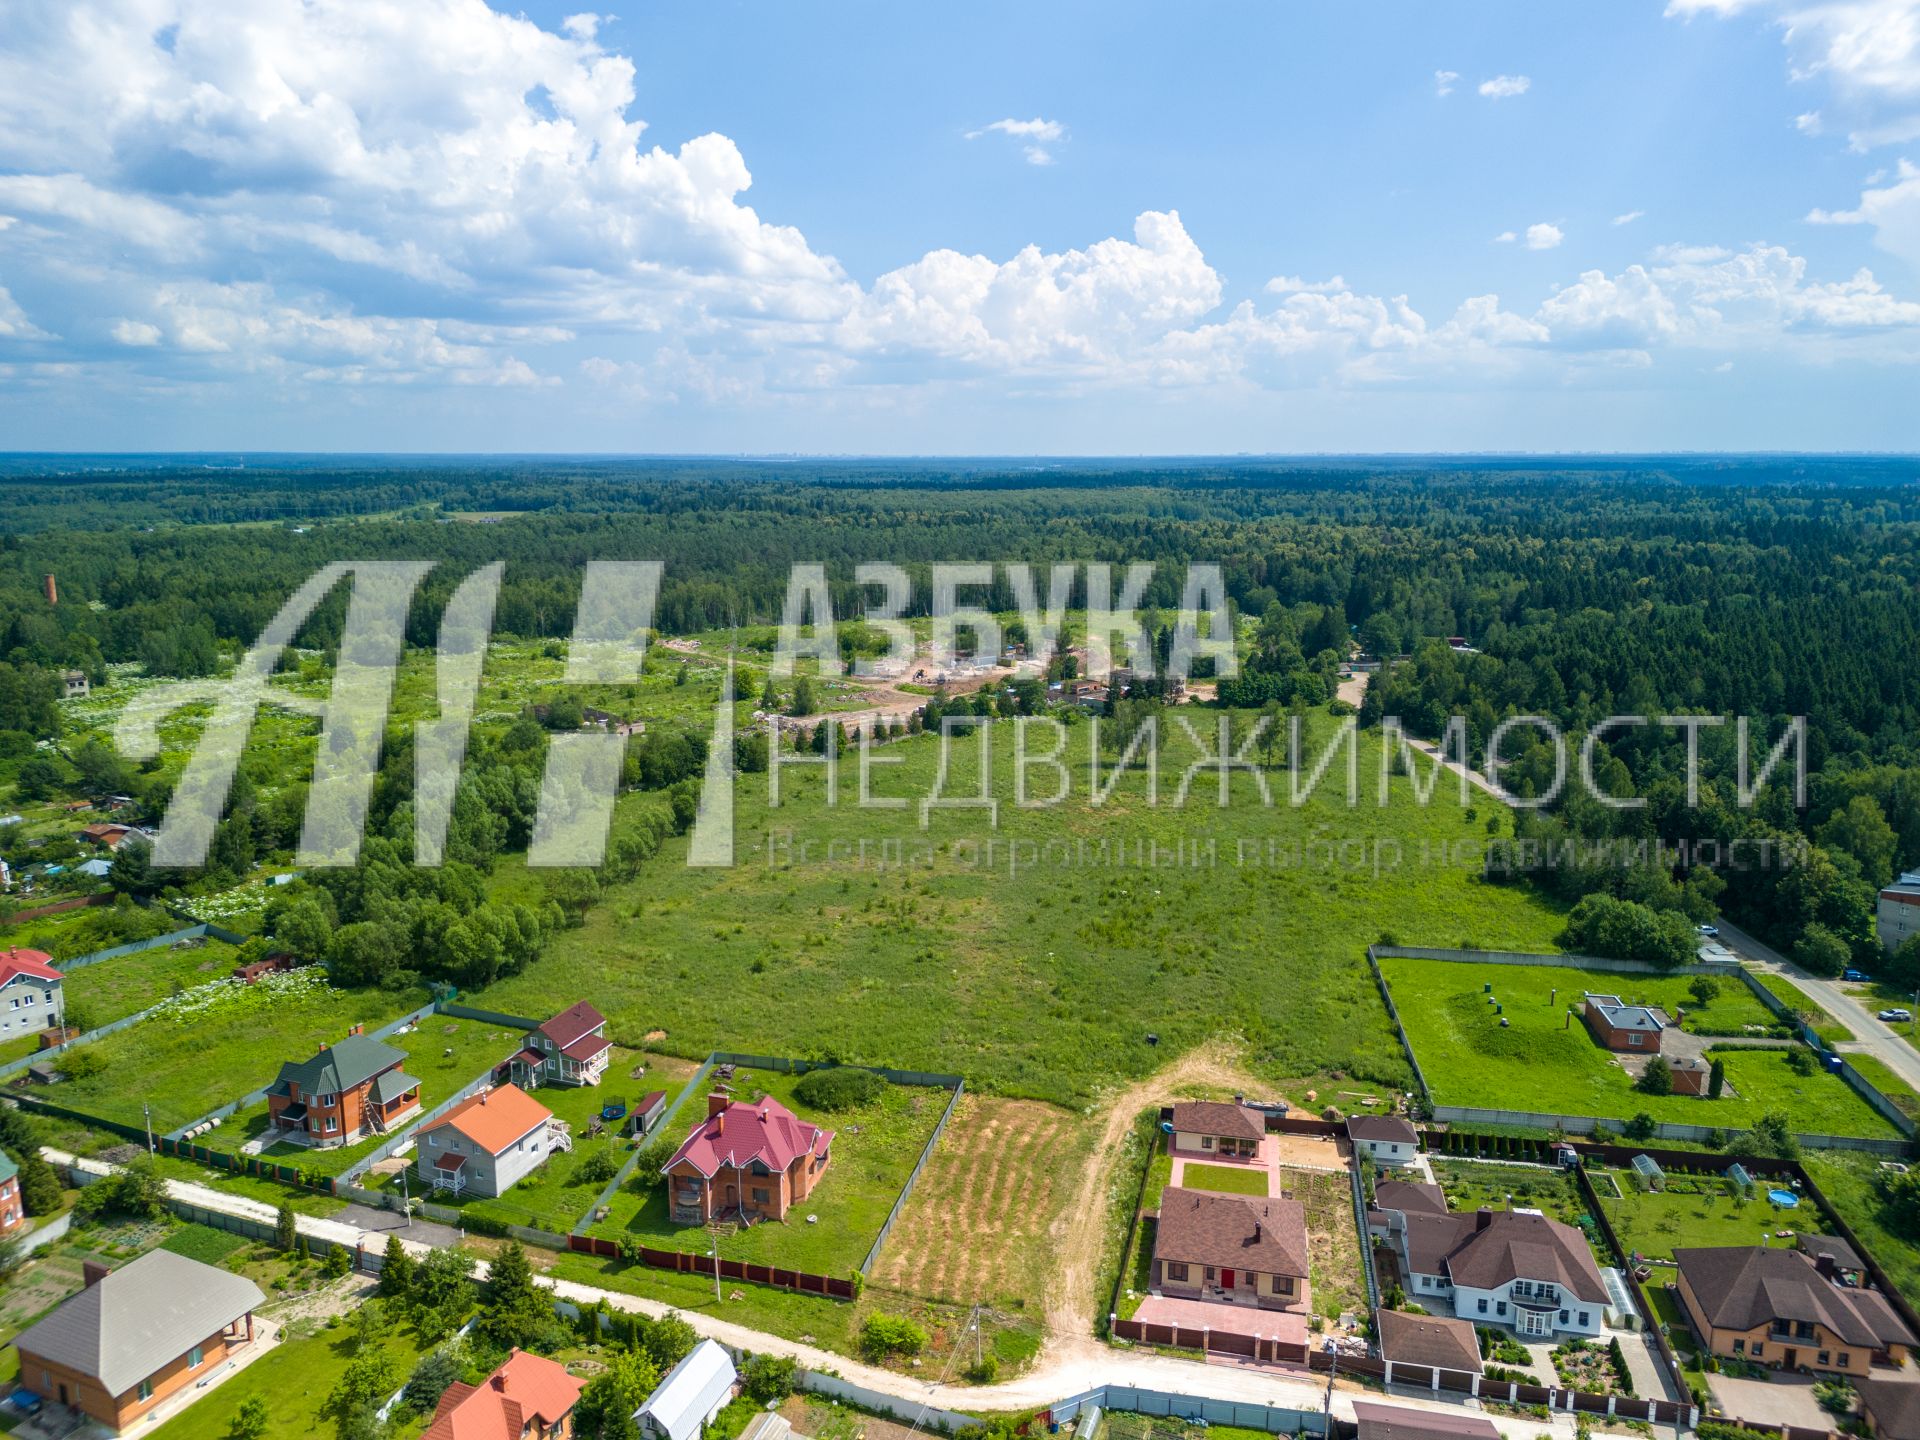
xmin=1769 ymin=1188 xmax=1800 ymax=1207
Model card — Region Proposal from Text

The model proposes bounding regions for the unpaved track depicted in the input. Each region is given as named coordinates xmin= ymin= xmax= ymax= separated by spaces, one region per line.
xmin=1041 ymin=1041 xmax=1276 ymax=1361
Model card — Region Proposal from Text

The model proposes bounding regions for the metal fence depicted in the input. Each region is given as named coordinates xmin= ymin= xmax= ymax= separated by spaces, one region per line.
xmin=55 ymin=922 xmax=213 ymax=973
xmin=1047 ymin=1385 xmax=1327 ymax=1437
xmin=1348 ymin=1161 xmax=1380 ymax=1313
xmin=1371 ymin=945 xmax=1917 ymax=1155
xmin=861 ymin=1071 xmax=964 ymax=1275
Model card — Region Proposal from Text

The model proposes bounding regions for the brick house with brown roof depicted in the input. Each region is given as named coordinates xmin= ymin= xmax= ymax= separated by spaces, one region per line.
xmin=662 ymin=1089 xmax=832 ymax=1225
xmin=267 ymin=1032 xmax=421 ymax=1148
xmin=1150 ymin=1186 xmax=1310 ymax=1311
xmin=1859 ymin=1377 xmax=1920 ymax=1440
xmin=1169 ymin=1100 xmax=1265 ymax=1160
xmin=1675 ymin=1244 xmax=1915 ymax=1377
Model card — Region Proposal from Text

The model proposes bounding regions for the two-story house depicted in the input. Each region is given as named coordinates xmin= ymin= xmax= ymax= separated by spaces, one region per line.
xmin=1149 ymin=1186 xmax=1311 ymax=1312
xmin=1675 ymin=1243 xmax=1915 ymax=1377
xmin=266 ymin=1032 xmax=422 ymax=1147
xmin=662 ymin=1089 xmax=832 ymax=1225
xmin=1348 ymin=1114 xmax=1421 ymax=1167
xmin=0 ymin=949 xmax=63 ymax=1048
xmin=416 ymin=1083 xmax=557 ymax=1198
xmin=506 ymin=1001 xmax=612 ymax=1089
xmin=1392 ymin=1207 xmax=1609 ymax=1339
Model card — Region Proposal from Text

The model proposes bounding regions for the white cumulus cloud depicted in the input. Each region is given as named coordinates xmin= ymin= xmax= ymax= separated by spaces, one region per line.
xmin=1479 ymin=75 xmax=1532 ymax=99
xmin=1434 ymin=70 xmax=1460 ymax=97
xmin=1526 ymin=223 xmax=1565 ymax=250
xmin=965 ymin=117 xmax=1067 ymax=166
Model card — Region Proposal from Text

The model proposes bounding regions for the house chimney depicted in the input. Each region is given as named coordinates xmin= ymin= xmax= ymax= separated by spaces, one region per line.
xmin=491 ymin=1371 xmax=508 ymax=1392
xmin=83 ymin=1260 xmax=110 ymax=1288
xmin=707 ymin=1089 xmax=732 ymax=1121
xmin=1475 ymin=1207 xmax=1493 ymax=1231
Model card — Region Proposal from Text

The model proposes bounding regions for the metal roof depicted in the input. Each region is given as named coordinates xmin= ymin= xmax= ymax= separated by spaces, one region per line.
xmin=13 ymin=1250 xmax=263 ymax=1396
xmin=635 ymin=1339 xmax=736 ymax=1440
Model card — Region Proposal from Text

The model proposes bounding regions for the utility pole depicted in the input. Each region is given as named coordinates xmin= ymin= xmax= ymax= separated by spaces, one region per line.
xmin=400 ymin=1160 xmax=412 ymax=1229
xmin=143 ymin=1101 xmax=155 ymax=1159
xmin=1320 ymin=1336 xmax=1337 ymax=1437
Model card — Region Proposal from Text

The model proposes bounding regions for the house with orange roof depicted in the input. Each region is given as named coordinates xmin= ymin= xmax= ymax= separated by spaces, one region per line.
xmin=420 ymin=1348 xmax=582 ymax=1440
xmin=661 ymin=1087 xmax=832 ymax=1225
xmin=0 ymin=948 xmax=64 ymax=1047
xmin=414 ymin=1084 xmax=561 ymax=1198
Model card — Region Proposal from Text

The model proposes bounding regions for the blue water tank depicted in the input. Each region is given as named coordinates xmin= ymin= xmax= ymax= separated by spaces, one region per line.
xmin=1826 ymin=1053 xmax=1845 ymax=1073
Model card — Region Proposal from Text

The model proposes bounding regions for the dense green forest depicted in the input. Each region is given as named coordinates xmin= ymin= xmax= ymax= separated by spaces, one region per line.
xmin=2 ymin=454 xmax=1918 ymax=984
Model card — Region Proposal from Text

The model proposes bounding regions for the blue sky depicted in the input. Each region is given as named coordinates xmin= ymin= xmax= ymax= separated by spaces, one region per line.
xmin=2 ymin=0 xmax=1920 ymax=453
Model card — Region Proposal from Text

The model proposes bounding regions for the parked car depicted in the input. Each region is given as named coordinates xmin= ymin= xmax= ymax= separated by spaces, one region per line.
xmin=1845 ymin=969 xmax=1869 ymax=981
xmin=1697 ymin=924 xmax=1720 ymax=937
xmin=1878 ymin=1008 xmax=1912 ymax=1023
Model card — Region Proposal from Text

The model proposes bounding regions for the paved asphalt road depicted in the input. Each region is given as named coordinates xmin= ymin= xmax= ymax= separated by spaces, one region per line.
xmin=1715 ymin=917 xmax=1920 ymax=1092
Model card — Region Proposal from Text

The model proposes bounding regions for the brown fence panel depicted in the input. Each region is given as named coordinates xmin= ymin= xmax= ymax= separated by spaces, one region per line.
xmin=567 ymin=1234 xmax=594 ymax=1254
xmin=1209 ymin=1331 xmax=1255 ymax=1357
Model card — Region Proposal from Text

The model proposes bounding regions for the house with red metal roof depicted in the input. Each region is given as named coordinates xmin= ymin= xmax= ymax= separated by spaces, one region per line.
xmin=0 ymin=948 xmax=64 ymax=1049
xmin=506 ymin=1001 xmax=611 ymax=1089
xmin=415 ymin=1084 xmax=561 ymax=1199
xmin=662 ymin=1088 xmax=833 ymax=1225
xmin=419 ymin=1347 xmax=582 ymax=1440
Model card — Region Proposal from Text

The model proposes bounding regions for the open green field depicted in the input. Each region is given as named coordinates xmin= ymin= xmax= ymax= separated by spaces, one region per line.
xmin=1380 ymin=956 xmax=1901 ymax=1138
xmin=0 ymin=940 xmax=242 ymax=1066
xmin=38 ymin=976 xmax=422 ymax=1132
xmin=473 ymin=718 xmax=1570 ymax=1107
xmin=589 ymin=1067 xmax=947 ymax=1277
xmin=1180 ymin=1162 xmax=1269 ymax=1195
xmin=1593 ymin=1169 xmax=1814 ymax=1262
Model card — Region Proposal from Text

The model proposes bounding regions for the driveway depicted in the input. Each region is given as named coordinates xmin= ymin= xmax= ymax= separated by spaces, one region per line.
xmin=1717 ymin=919 xmax=1920 ymax=1091
xmin=1706 ymin=1372 xmax=1835 ymax=1432
xmin=334 ymin=1202 xmax=462 ymax=1249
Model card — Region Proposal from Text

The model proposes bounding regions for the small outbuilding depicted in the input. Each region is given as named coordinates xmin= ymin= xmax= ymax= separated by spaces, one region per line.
xmin=634 ymin=1339 xmax=737 ymax=1440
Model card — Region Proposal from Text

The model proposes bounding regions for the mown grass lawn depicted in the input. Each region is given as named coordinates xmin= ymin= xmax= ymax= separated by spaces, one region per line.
xmin=146 ymin=1283 xmax=436 ymax=1440
xmin=1180 ymin=1162 xmax=1269 ymax=1195
xmin=1381 ymin=956 xmax=1900 ymax=1137
xmin=1595 ymin=1170 xmax=1812 ymax=1263
xmin=473 ymin=718 xmax=1569 ymax=1109
xmin=388 ymin=1048 xmax=662 ymax=1234
xmin=226 ymin=1016 xmax=523 ymax=1177
xmin=1747 ymin=971 xmax=1855 ymax=1043
xmin=42 ymin=980 xmax=424 ymax=1133
xmin=591 ymin=1066 xmax=946 ymax=1279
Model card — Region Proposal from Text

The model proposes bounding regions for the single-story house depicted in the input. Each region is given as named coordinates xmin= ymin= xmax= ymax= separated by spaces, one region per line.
xmin=77 ymin=822 xmax=139 ymax=850
xmin=1375 ymin=1308 xmax=1482 ymax=1378
xmin=1150 ymin=1186 xmax=1311 ymax=1311
xmin=1582 ymin=993 xmax=1668 ymax=1052
xmin=1674 ymin=1245 xmax=1915 ymax=1376
xmin=1858 ymin=1377 xmax=1920 ymax=1440
xmin=1391 ymin=1207 xmax=1609 ymax=1340
xmin=507 ymin=1001 xmax=612 ymax=1089
xmin=267 ymin=1031 xmax=422 ymax=1147
xmin=663 ymin=1089 xmax=833 ymax=1225
xmin=15 ymin=1251 xmax=264 ymax=1434
xmin=1351 ymin=1401 xmax=1500 ymax=1440
xmin=1348 ymin=1114 xmax=1420 ymax=1166
xmin=1169 ymin=1100 xmax=1266 ymax=1160
xmin=0 ymin=1152 xmax=22 ymax=1234
xmin=1669 ymin=1056 xmax=1711 ymax=1096
xmin=635 ymin=1339 xmax=736 ymax=1440
xmin=421 ymin=1347 xmax=581 ymax=1440
xmin=0 ymin=947 xmax=63 ymax=1047
xmin=416 ymin=1083 xmax=559 ymax=1198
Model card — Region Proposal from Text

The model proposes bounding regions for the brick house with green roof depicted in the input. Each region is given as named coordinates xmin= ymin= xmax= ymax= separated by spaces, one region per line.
xmin=266 ymin=1031 xmax=421 ymax=1147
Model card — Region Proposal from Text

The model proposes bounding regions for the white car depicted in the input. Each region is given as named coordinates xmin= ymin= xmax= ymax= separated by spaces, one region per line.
xmin=1879 ymin=1008 xmax=1912 ymax=1023
xmin=1697 ymin=924 xmax=1719 ymax=937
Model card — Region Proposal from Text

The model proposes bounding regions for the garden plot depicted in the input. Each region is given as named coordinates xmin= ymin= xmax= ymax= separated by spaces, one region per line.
xmin=1595 ymin=1168 xmax=1825 ymax=1264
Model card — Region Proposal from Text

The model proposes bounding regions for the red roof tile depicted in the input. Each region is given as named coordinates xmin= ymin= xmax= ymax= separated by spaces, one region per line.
xmin=537 ymin=1001 xmax=607 ymax=1050
xmin=0 ymin=949 xmax=61 ymax=986
xmin=559 ymin=1033 xmax=610 ymax=1061
xmin=421 ymin=1349 xmax=581 ymax=1440
xmin=665 ymin=1095 xmax=831 ymax=1179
